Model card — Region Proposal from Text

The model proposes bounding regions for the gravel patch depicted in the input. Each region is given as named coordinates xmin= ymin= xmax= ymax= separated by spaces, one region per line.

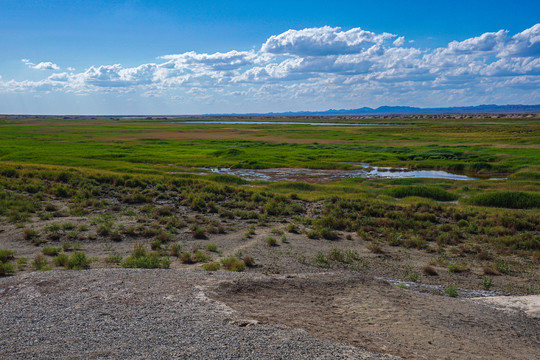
xmin=0 ymin=269 xmax=397 ymax=359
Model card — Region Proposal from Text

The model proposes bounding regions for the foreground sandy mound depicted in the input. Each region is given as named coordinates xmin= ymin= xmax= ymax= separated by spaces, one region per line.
xmin=0 ymin=269 xmax=394 ymax=360
xmin=2 ymin=269 xmax=539 ymax=359
xmin=213 ymin=272 xmax=540 ymax=360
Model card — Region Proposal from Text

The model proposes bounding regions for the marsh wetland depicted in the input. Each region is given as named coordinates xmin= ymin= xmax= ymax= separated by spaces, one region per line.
xmin=1 ymin=114 xmax=539 ymax=359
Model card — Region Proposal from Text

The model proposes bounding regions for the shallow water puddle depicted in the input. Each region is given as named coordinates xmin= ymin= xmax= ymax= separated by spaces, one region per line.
xmin=169 ymin=120 xmax=397 ymax=126
xmin=203 ymin=163 xmax=481 ymax=183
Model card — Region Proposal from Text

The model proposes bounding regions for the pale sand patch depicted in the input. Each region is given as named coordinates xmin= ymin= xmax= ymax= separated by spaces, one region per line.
xmin=471 ymin=295 xmax=540 ymax=318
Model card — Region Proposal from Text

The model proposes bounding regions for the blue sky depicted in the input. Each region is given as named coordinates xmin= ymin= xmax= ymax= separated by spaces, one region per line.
xmin=1 ymin=0 xmax=539 ymax=114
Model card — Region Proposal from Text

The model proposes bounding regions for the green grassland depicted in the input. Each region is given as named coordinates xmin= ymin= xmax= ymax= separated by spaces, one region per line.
xmin=0 ymin=117 xmax=539 ymax=173
xmin=0 ymin=116 xmax=539 ymax=268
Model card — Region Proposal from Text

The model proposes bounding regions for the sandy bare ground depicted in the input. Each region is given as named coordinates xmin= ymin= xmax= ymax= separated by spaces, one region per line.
xmin=0 ymin=269 xmax=396 ymax=360
xmin=1 ymin=268 xmax=539 ymax=359
xmin=212 ymin=272 xmax=540 ymax=360
xmin=472 ymin=294 xmax=540 ymax=319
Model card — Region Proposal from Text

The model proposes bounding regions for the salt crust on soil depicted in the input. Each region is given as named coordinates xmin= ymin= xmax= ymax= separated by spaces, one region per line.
xmin=472 ymin=295 xmax=540 ymax=319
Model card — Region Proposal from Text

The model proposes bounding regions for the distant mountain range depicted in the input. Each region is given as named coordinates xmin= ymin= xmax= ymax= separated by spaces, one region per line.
xmin=264 ymin=104 xmax=540 ymax=116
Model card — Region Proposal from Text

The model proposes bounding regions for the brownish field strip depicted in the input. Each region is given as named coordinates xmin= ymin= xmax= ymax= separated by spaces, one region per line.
xmin=93 ymin=131 xmax=352 ymax=143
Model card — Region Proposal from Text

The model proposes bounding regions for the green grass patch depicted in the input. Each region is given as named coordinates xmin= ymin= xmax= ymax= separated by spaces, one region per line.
xmin=387 ymin=186 xmax=459 ymax=201
xmin=271 ymin=182 xmax=317 ymax=191
xmin=122 ymin=244 xmax=169 ymax=269
xmin=0 ymin=249 xmax=16 ymax=263
xmin=465 ymin=191 xmax=540 ymax=209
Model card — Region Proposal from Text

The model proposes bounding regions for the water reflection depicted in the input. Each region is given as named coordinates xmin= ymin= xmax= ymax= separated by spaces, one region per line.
xmin=205 ymin=163 xmax=483 ymax=183
xmin=171 ymin=121 xmax=394 ymax=126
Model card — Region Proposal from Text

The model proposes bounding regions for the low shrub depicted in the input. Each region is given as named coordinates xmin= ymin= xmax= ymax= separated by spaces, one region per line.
xmin=494 ymin=260 xmax=511 ymax=274
xmin=180 ymin=252 xmax=194 ymax=264
xmin=286 ymin=223 xmax=299 ymax=233
xmin=0 ymin=249 xmax=16 ymax=263
xmin=23 ymin=228 xmax=39 ymax=240
xmin=191 ymin=226 xmax=207 ymax=239
xmin=244 ymin=225 xmax=256 ymax=238
xmin=314 ymin=251 xmax=329 ymax=266
xmin=243 ymin=255 xmax=255 ymax=267
xmin=464 ymin=191 xmax=540 ymax=209
xmin=0 ymin=262 xmax=15 ymax=276
xmin=151 ymin=239 xmax=162 ymax=250
xmin=387 ymin=186 xmax=459 ymax=201
xmin=109 ymin=230 xmax=122 ymax=242
xmin=16 ymin=257 xmax=28 ymax=270
xmin=193 ymin=250 xmax=209 ymax=262
xmin=205 ymin=243 xmax=218 ymax=252
xmin=327 ymin=247 xmax=345 ymax=262
xmin=53 ymin=253 xmax=69 ymax=267
xmin=220 ymin=257 xmax=246 ymax=272
xmin=170 ymin=243 xmax=182 ymax=257
xmin=42 ymin=246 xmax=62 ymax=256
xmin=266 ymin=237 xmax=278 ymax=247
xmin=444 ymin=284 xmax=458 ymax=297
xmin=66 ymin=252 xmax=91 ymax=270
xmin=32 ymin=254 xmax=50 ymax=271
xmin=447 ymin=262 xmax=468 ymax=273
xmin=202 ymin=262 xmax=220 ymax=271
xmin=122 ymin=245 xmax=168 ymax=268
xmin=104 ymin=252 xmax=123 ymax=264
xmin=367 ymin=241 xmax=385 ymax=254
xmin=482 ymin=276 xmax=494 ymax=290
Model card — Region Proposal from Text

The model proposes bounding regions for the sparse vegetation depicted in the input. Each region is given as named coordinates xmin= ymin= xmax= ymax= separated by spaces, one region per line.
xmin=32 ymin=254 xmax=51 ymax=271
xmin=53 ymin=253 xmax=69 ymax=267
xmin=202 ymin=262 xmax=220 ymax=271
xmin=0 ymin=261 xmax=15 ymax=276
xmin=104 ymin=252 xmax=123 ymax=265
xmin=0 ymin=249 xmax=16 ymax=263
xmin=42 ymin=246 xmax=62 ymax=256
xmin=122 ymin=244 xmax=169 ymax=269
xmin=266 ymin=236 xmax=278 ymax=247
xmin=220 ymin=257 xmax=246 ymax=272
xmin=205 ymin=243 xmax=218 ymax=252
xmin=0 ymin=116 xmax=537 ymax=310
xmin=66 ymin=252 xmax=91 ymax=270
xmin=482 ymin=276 xmax=494 ymax=290
xmin=444 ymin=284 xmax=459 ymax=297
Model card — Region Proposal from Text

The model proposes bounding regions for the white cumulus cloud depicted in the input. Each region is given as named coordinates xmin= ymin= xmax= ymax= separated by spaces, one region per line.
xmin=261 ymin=26 xmax=395 ymax=56
xmin=22 ymin=59 xmax=60 ymax=71
xmin=3 ymin=24 xmax=539 ymax=110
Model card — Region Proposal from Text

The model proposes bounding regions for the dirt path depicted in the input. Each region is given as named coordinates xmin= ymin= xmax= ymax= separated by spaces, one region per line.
xmin=212 ymin=272 xmax=540 ymax=360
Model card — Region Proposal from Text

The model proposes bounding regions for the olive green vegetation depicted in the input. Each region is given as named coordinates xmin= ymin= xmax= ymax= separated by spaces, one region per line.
xmin=0 ymin=116 xmax=538 ymax=261
xmin=386 ymin=186 xmax=459 ymax=201
xmin=464 ymin=191 xmax=540 ymax=209
xmin=0 ymin=117 xmax=538 ymax=176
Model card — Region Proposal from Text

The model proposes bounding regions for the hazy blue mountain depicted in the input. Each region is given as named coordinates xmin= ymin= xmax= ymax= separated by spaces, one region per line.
xmin=266 ymin=104 xmax=540 ymax=115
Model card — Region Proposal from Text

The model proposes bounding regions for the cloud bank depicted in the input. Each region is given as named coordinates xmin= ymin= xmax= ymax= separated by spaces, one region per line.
xmin=4 ymin=24 xmax=540 ymax=111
